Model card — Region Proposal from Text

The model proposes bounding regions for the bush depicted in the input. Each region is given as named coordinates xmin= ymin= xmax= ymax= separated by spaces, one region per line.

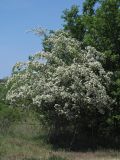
xmin=6 ymin=30 xmax=113 ymax=148
xmin=0 ymin=103 xmax=22 ymax=134
xmin=0 ymin=79 xmax=24 ymax=134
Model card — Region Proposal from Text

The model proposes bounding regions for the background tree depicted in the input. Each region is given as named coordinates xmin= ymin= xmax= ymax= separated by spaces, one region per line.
xmin=62 ymin=0 xmax=120 ymax=68
xmin=62 ymin=5 xmax=85 ymax=42
xmin=62 ymin=0 xmax=120 ymax=140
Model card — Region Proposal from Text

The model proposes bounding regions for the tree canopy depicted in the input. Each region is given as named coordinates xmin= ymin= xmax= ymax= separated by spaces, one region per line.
xmin=62 ymin=0 xmax=120 ymax=70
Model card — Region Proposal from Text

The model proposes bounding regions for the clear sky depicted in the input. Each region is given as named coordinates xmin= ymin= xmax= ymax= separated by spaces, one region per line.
xmin=0 ymin=0 xmax=84 ymax=78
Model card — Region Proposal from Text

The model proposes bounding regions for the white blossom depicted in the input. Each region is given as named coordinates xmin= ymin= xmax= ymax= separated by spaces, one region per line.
xmin=6 ymin=30 xmax=112 ymax=121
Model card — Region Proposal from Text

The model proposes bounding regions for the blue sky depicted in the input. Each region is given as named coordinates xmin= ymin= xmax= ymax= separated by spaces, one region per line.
xmin=0 ymin=0 xmax=84 ymax=78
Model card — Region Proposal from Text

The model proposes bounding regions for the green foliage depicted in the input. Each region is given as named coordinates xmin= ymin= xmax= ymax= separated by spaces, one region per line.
xmin=84 ymin=0 xmax=120 ymax=70
xmin=0 ymin=79 xmax=7 ymax=103
xmin=62 ymin=5 xmax=85 ymax=42
xmin=0 ymin=80 xmax=23 ymax=134
xmin=83 ymin=0 xmax=97 ymax=15
xmin=62 ymin=0 xmax=120 ymax=66
xmin=0 ymin=103 xmax=21 ymax=133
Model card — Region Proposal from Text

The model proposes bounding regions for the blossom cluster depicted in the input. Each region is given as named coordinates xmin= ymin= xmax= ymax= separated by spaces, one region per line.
xmin=6 ymin=30 xmax=112 ymax=121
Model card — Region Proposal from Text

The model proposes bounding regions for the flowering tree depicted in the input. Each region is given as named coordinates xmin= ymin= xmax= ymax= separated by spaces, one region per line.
xmin=6 ymin=31 xmax=112 ymax=143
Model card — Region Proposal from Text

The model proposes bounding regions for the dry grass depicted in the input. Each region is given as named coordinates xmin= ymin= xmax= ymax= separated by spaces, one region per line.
xmin=0 ymin=117 xmax=120 ymax=160
xmin=54 ymin=150 xmax=120 ymax=160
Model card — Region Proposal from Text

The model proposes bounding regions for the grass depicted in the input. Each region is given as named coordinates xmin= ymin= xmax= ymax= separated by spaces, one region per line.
xmin=0 ymin=112 xmax=120 ymax=160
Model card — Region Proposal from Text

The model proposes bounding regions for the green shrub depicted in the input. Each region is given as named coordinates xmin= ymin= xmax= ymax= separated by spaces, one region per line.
xmin=0 ymin=80 xmax=24 ymax=134
xmin=0 ymin=103 xmax=22 ymax=134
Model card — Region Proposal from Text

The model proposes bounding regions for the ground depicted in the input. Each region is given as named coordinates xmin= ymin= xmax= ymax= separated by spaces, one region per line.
xmin=0 ymin=112 xmax=120 ymax=160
